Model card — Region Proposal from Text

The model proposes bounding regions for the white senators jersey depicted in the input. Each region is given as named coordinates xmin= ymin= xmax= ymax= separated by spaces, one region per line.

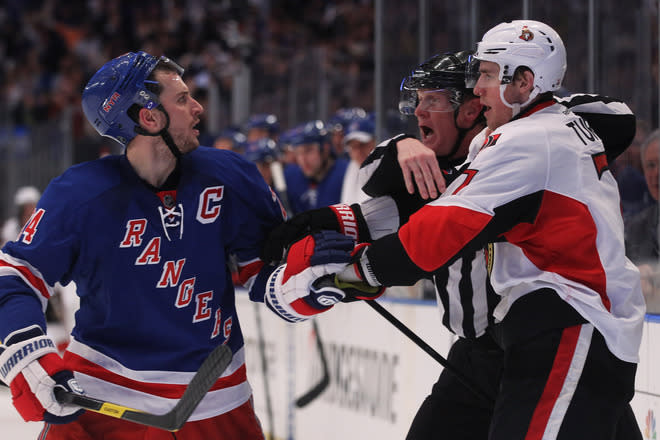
xmin=371 ymin=100 xmax=644 ymax=362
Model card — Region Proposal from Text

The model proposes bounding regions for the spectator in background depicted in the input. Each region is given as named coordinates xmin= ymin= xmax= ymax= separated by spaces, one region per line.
xmin=340 ymin=112 xmax=376 ymax=204
xmin=615 ymin=119 xmax=652 ymax=222
xmin=278 ymin=125 xmax=303 ymax=166
xmin=285 ymin=120 xmax=349 ymax=214
xmin=625 ymin=129 xmax=660 ymax=313
xmin=1 ymin=185 xmax=41 ymax=246
xmin=327 ymin=107 xmax=368 ymax=159
xmin=244 ymin=138 xmax=280 ymax=186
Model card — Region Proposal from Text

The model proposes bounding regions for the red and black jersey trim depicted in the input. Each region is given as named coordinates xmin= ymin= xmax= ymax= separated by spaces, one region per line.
xmin=591 ymin=152 xmax=610 ymax=179
xmin=368 ymin=191 xmax=545 ymax=286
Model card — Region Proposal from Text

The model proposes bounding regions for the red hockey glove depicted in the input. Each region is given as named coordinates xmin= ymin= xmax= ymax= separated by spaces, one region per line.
xmin=264 ymin=230 xmax=355 ymax=322
xmin=261 ymin=204 xmax=366 ymax=264
xmin=0 ymin=325 xmax=84 ymax=424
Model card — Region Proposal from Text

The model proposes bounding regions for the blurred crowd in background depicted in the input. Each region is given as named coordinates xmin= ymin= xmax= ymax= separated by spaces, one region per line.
xmin=1 ymin=0 xmax=659 ymax=311
xmin=0 ymin=0 xmax=386 ymax=160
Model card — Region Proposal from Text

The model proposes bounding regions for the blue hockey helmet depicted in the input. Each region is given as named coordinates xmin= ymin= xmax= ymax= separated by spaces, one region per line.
xmin=243 ymin=138 xmax=279 ymax=163
xmin=82 ymin=51 xmax=184 ymax=147
xmin=289 ymin=120 xmax=329 ymax=148
xmin=327 ymin=107 xmax=367 ymax=132
xmin=214 ymin=127 xmax=247 ymax=151
xmin=279 ymin=126 xmax=303 ymax=147
xmin=245 ymin=113 xmax=280 ymax=136
xmin=344 ymin=113 xmax=376 ymax=144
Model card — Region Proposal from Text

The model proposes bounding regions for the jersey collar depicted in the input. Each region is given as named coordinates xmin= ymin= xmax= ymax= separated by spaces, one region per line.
xmin=512 ymin=95 xmax=556 ymax=121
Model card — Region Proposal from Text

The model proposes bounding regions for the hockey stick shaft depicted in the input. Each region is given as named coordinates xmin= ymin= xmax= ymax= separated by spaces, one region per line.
xmin=365 ymin=300 xmax=494 ymax=404
xmin=55 ymin=344 xmax=233 ymax=431
xmin=295 ymin=319 xmax=330 ymax=407
xmin=253 ymin=302 xmax=275 ymax=438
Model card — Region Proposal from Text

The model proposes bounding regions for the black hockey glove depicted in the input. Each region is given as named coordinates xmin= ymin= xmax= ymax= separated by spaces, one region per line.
xmin=261 ymin=204 xmax=369 ymax=264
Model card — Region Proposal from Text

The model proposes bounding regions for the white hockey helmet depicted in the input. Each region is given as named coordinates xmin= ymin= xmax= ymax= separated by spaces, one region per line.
xmin=473 ymin=20 xmax=567 ymax=94
xmin=14 ymin=186 xmax=41 ymax=206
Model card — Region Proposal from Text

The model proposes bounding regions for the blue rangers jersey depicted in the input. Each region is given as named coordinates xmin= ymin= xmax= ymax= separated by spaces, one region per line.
xmin=284 ymin=158 xmax=349 ymax=214
xmin=0 ymin=146 xmax=285 ymax=420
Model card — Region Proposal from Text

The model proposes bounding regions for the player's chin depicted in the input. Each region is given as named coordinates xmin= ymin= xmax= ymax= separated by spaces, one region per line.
xmin=181 ymin=138 xmax=200 ymax=154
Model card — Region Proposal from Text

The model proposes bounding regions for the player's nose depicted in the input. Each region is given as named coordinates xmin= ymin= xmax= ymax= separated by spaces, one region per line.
xmin=192 ymin=98 xmax=204 ymax=115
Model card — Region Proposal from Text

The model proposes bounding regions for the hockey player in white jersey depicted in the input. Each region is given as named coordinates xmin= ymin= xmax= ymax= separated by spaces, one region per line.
xmin=264 ymin=44 xmax=641 ymax=437
xmin=0 ymin=51 xmax=360 ymax=439
xmin=333 ymin=20 xmax=644 ymax=439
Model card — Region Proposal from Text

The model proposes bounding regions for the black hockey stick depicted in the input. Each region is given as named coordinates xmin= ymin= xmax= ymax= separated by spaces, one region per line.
xmin=54 ymin=344 xmax=233 ymax=432
xmin=364 ymin=300 xmax=494 ymax=404
xmin=329 ymin=276 xmax=492 ymax=402
xmin=295 ymin=319 xmax=330 ymax=407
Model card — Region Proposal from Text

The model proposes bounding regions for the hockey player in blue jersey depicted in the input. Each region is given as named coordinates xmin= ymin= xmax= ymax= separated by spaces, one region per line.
xmin=284 ymin=120 xmax=350 ymax=214
xmin=0 ymin=51 xmax=361 ymax=439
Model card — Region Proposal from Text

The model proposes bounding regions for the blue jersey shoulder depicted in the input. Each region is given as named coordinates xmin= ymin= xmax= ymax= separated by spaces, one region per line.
xmin=42 ymin=155 xmax=124 ymax=209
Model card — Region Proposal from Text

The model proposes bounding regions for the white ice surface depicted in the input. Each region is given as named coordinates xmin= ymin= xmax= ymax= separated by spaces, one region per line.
xmin=0 ymin=387 xmax=45 ymax=439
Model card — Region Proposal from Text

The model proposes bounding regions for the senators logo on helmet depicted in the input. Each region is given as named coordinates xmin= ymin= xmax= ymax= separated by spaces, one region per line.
xmin=519 ymin=26 xmax=534 ymax=41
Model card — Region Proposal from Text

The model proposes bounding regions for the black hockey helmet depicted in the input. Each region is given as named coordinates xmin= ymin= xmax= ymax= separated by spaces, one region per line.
xmin=399 ymin=50 xmax=475 ymax=115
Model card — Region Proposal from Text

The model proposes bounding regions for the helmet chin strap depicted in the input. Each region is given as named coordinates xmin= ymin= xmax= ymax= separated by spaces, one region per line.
xmin=134 ymin=105 xmax=183 ymax=159
xmin=498 ymin=84 xmax=539 ymax=119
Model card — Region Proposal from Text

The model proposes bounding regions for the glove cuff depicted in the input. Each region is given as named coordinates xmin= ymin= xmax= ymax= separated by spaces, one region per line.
xmin=264 ymin=264 xmax=309 ymax=323
xmin=328 ymin=204 xmax=360 ymax=241
xmin=337 ymin=244 xmax=381 ymax=287
xmin=356 ymin=247 xmax=380 ymax=287
xmin=0 ymin=334 xmax=58 ymax=384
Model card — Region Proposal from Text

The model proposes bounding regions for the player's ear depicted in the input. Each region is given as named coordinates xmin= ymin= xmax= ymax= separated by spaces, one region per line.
xmin=138 ymin=107 xmax=165 ymax=132
xmin=516 ymin=70 xmax=535 ymax=94
xmin=458 ymin=97 xmax=484 ymax=126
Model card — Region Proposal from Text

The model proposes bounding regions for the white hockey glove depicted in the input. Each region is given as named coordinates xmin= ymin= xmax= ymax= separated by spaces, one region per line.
xmin=0 ymin=325 xmax=84 ymax=423
xmin=264 ymin=230 xmax=355 ymax=322
xmin=336 ymin=243 xmax=382 ymax=287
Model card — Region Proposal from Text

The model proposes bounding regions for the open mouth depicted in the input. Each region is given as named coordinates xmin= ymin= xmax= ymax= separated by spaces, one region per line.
xmin=420 ymin=125 xmax=433 ymax=138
